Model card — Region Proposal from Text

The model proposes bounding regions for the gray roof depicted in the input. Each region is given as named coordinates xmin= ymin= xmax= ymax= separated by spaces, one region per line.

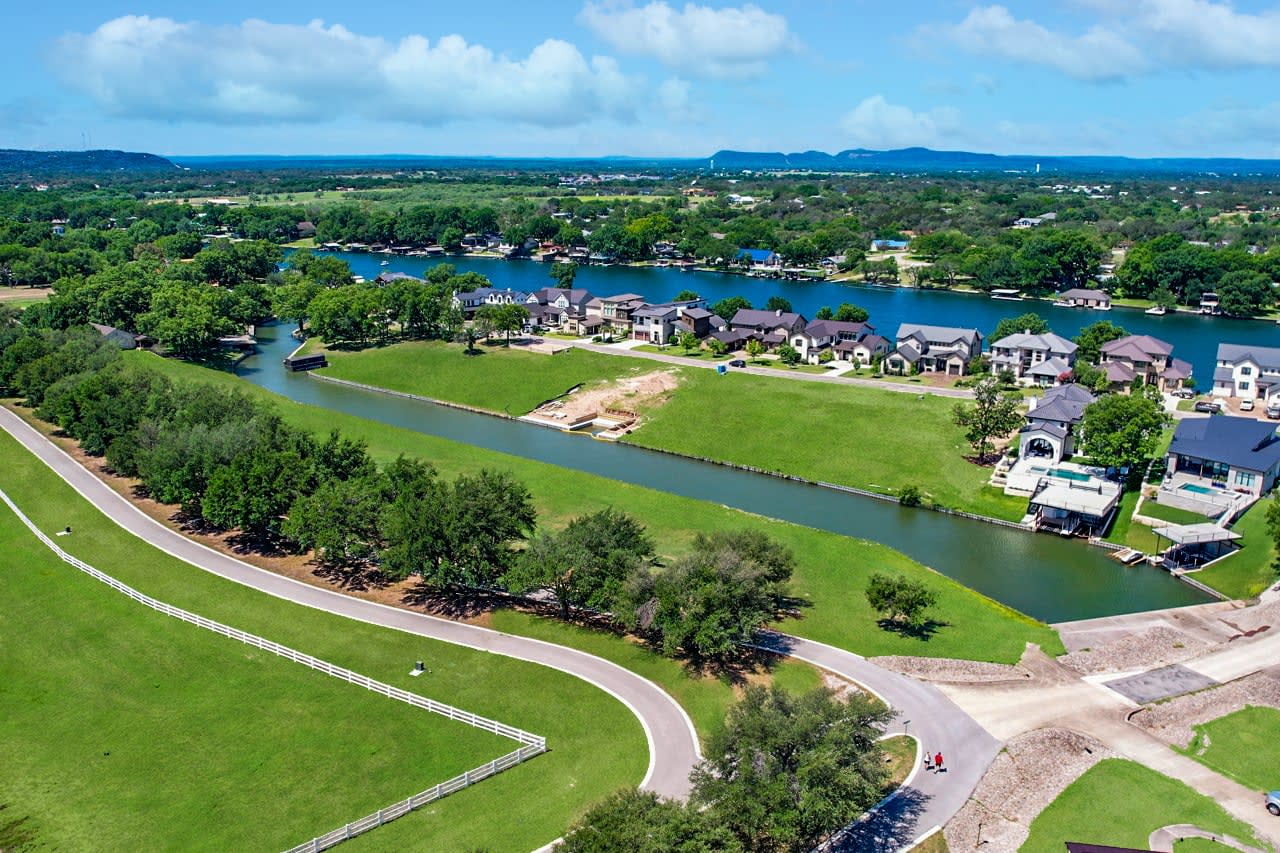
xmin=633 ymin=303 xmax=679 ymax=320
xmin=1216 ymin=342 xmax=1280 ymax=372
xmin=1213 ymin=366 xmax=1235 ymax=383
xmin=681 ymin=307 xmax=713 ymax=320
xmin=1162 ymin=358 xmax=1194 ymax=381
xmin=730 ymin=309 xmax=807 ymax=330
xmin=1059 ymin=288 xmax=1110 ymax=301
xmin=1021 ymin=421 xmax=1069 ymax=440
xmin=803 ymin=319 xmax=873 ymax=339
xmin=1170 ymin=415 xmax=1280 ymax=472
xmin=1101 ymin=334 xmax=1173 ymax=359
xmin=1042 ymin=383 xmax=1095 ymax=405
xmin=1027 ymin=356 xmax=1073 ymax=377
xmin=893 ymin=343 xmax=923 ymax=362
xmin=991 ymin=331 xmax=1077 ymax=356
xmin=895 ymin=323 xmax=982 ymax=350
xmin=1028 ymin=384 xmax=1094 ymax=425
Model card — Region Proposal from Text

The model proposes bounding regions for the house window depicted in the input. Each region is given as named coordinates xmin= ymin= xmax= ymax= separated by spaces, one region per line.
xmin=1241 ymin=381 xmax=1251 ymax=391
xmin=1241 ymin=366 xmax=1253 ymax=376
xmin=1235 ymin=470 xmax=1257 ymax=488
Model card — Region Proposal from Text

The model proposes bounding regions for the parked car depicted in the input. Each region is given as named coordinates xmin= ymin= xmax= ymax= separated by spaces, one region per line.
xmin=1268 ymin=790 xmax=1280 ymax=816
xmin=728 ymin=359 xmax=747 ymax=368
xmin=1268 ymin=402 xmax=1280 ymax=420
xmin=1173 ymin=389 xmax=1196 ymax=399
xmin=1240 ymin=398 xmax=1255 ymax=411
xmin=1194 ymin=400 xmax=1222 ymax=414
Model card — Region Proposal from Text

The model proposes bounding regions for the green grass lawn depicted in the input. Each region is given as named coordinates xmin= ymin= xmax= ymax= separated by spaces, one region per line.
xmin=1174 ymin=839 xmax=1241 ymax=853
xmin=119 ymin=351 xmax=1064 ymax=663
xmin=631 ymin=344 xmax=728 ymax=360
xmin=317 ymin=340 xmax=655 ymax=414
xmin=0 ymin=499 xmax=513 ymax=852
xmin=1142 ymin=500 xmax=1213 ymax=525
xmin=1194 ymin=496 xmax=1279 ymax=599
xmin=1178 ymin=705 xmax=1280 ymax=792
xmin=0 ymin=428 xmax=646 ymax=853
xmin=1020 ymin=759 xmax=1265 ymax=853
xmin=490 ymin=611 xmax=820 ymax=744
xmin=625 ymin=368 xmax=1027 ymax=520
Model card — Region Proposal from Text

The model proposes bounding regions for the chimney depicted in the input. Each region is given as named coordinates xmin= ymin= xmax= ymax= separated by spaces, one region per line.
xmin=775 ymin=308 xmax=783 ymax=317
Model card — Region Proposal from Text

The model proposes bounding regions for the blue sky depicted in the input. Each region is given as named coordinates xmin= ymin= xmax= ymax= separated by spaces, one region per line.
xmin=6 ymin=1 xmax=1280 ymax=158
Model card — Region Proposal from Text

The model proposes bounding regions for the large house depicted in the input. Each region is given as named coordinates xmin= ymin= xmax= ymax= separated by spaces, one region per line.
xmin=592 ymin=293 xmax=648 ymax=337
xmin=1165 ymin=415 xmax=1280 ymax=502
xmin=736 ymin=248 xmax=781 ymax=270
xmin=1098 ymin=334 xmax=1192 ymax=392
xmin=884 ymin=323 xmax=983 ymax=376
xmin=790 ymin=319 xmax=889 ymax=365
xmin=630 ymin=299 xmax=708 ymax=345
xmin=525 ymin=288 xmax=597 ymax=333
xmin=989 ymin=331 xmax=1078 ymax=386
xmin=1211 ymin=343 xmax=1280 ymax=404
xmin=1056 ymin=288 xmax=1112 ymax=310
xmin=1018 ymin=384 xmax=1094 ymax=462
xmin=729 ymin=309 xmax=808 ymax=349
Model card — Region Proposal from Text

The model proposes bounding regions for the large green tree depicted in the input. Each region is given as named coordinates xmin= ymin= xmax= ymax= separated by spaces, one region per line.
xmin=1080 ymin=391 xmax=1169 ymax=471
xmin=951 ymin=376 xmax=1024 ymax=462
xmin=691 ymin=686 xmax=892 ymax=853
xmin=991 ymin=312 xmax=1049 ymax=342
xmin=1073 ymin=320 xmax=1128 ymax=365
xmin=557 ymin=790 xmax=743 ymax=853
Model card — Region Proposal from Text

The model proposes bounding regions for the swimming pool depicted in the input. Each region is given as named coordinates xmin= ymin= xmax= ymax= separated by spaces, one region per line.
xmin=1050 ymin=469 xmax=1093 ymax=482
xmin=1179 ymin=483 xmax=1215 ymax=495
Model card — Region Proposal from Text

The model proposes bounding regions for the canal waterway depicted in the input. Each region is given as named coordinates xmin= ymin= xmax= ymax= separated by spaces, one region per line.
xmin=238 ymin=323 xmax=1208 ymax=622
xmin=321 ymin=250 xmax=1280 ymax=383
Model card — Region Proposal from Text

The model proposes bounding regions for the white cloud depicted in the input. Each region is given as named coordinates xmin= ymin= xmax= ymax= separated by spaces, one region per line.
xmin=840 ymin=96 xmax=960 ymax=150
xmin=936 ymin=5 xmax=1146 ymax=82
xmin=53 ymin=16 xmax=640 ymax=127
xmin=1123 ymin=0 xmax=1280 ymax=69
xmin=578 ymin=1 xmax=793 ymax=77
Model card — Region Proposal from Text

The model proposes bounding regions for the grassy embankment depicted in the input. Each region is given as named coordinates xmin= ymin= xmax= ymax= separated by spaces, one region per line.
xmin=318 ymin=341 xmax=1027 ymax=521
xmin=1020 ymin=759 xmax=1265 ymax=853
xmin=0 ymin=286 xmax=51 ymax=308
xmin=125 ymin=350 xmax=1065 ymax=664
xmin=1178 ymin=705 xmax=1280 ymax=792
xmin=0 ymin=429 xmax=645 ymax=853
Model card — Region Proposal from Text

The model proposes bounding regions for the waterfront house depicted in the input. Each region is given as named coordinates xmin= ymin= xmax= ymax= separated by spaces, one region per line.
xmin=989 ymin=331 xmax=1078 ymax=386
xmin=1056 ymin=288 xmax=1112 ymax=310
xmin=1165 ymin=415 xmax=1280 ymax=499
xmin=736 ymin=248 xmax=781 ymax=270
xmin=1019 ymin=384 xmax=1094 ymax=462
xmin=1199 ymin=292 xmax=1222 ymax=315
xmin=482 ymin=288 xmax=531 ymax=306
xmin=1098 ymin=334 xmax=1192 ymax=392
xmin=454 ymin=287 xmax=495 ymax=316
xmin=90 ymin=322 xmax=145 ymax=350
xmin=674 ymin=307 xmax=721 ymax=339
xmin=1026 ymin=472 xmax=1121 ymax=537
xmin=295 ymin=221 xmax=316 ymax=238
xmin=376 ymin=271 xmax=421 ymax=285
xmin=729 ymin=308 xmax=808 ymax=349
xmin=790 ymin=319 xmax=879 ymax=364
xmin=592 ymin=293 xmax=648 ymax=337
xmin=525 ymin=287 xmax=597 ymax=332
xmin=835 ymin=334 xmax=891 ymax=365
xmin=1211 ymin=342 xmax=1280 ymax=404
xmin=884 ymin=323 xmax=983 ymax=376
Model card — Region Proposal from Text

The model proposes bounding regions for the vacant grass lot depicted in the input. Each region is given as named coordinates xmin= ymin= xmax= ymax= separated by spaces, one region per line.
xmin=0 ymin=429 xmax=646 ymax=852
xmin=1194 ymin=497 xmax=1279 ymax=600
xmin=317 ymin=340 xmax=651 ymax=414
xmin=1142 ymin=500 xmax=1213 ymax=525
xmin=0 ymin=501 xmax=512 ymax=851
xmin=1019 ymin=759 xmax=1264 ymax=853
xmin=626 ymin=368 xmax=1027 ymax=520
xmin=120 ymin=352 xmax=1064 ymax=663
xmin=1179 ymin=705 xmax=1280 ymax=792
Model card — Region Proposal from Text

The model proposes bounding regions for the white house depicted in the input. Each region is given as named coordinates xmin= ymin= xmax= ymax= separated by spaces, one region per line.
xmin=1211 ymin=343 xmax=1280 ymax=404
xmin=790 ymin=319 xmax=879 ymax=364
xmin=1018 ymin=384 xmax=1094 ymax=463
xmin=989 ymin=331 xmax=1078 ymax=386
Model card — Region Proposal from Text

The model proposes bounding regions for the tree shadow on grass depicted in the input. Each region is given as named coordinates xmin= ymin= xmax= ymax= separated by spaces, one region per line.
xmin=399 ymin=580 xmax=509 ymax=618
xmin=874 ymin=617 xmax=948 ymax=641
xmin=311 ymin=561 xmax=394 ymax=593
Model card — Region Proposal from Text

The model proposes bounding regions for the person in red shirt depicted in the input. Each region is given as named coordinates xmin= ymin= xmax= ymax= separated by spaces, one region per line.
xmin=934 ymin=752 xmax=944 ymax=772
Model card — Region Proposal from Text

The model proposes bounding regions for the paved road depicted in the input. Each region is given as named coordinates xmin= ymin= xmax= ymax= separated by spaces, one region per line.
xmin=1 ymin=406 xmax=1005 ymax=845
xmin=564 ymin=340 xmax=977 ymax=399
xmin=0 ymin=406 xmax=701 ymax=798
xmin=755 ymin=632 xmax=1001 ymax=849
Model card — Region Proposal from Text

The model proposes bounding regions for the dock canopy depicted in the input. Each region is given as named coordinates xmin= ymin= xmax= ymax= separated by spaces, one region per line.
xmin=1151 ymin=522 xmax=1241 ymax=546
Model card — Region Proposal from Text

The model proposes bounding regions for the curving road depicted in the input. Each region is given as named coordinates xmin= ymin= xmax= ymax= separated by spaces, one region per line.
xmin=0 ymin=406 xmax=700 ymax=798
xmin=1 ymin=405 xmax=1001 ymax=846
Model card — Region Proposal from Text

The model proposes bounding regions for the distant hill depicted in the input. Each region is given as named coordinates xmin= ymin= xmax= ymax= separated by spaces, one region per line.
xmin=708 ymin=147 xmax=1280 ymax=176
xmin=0 ymin=149 xmax=178 ymax=178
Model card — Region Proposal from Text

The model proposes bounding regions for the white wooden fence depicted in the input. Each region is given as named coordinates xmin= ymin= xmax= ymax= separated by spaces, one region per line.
xmin=0 ymin=487 xmax=547 ymax=853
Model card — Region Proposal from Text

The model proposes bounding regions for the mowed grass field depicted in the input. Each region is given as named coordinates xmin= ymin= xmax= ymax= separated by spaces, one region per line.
xmin=318 ymin=341 xmax=1026 ymax=519
xmin=121 ymin=352 xmax=1065 ymax=663
xmin=316 ymin=340 xmax=651 ymax=414
xmin=0 ymin=429 xmax=647 ymax=852
xmin=1194 ymin=497 xmax=1279 ymax=600
xmin=627 ymin=368 xmax=1026 ymax=519
xmin=1020 ymin=759 xmax=1265 ymax=853
xmin=1179 ymin=705 xmax=1280 ymax=792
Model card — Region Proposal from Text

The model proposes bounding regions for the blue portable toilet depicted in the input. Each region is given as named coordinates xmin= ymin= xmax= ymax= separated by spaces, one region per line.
xmin=716 ymin=364 xmax=728 ymax=375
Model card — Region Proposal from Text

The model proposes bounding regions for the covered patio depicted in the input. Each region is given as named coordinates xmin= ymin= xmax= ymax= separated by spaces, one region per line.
xmin=1150 ymin=522 xmax=1241 ymax=570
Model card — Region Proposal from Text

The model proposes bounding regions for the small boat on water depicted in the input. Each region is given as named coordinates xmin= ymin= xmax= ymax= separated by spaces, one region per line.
xmin=991 ymin=288 xmax=1023 ymax=301
xmin=1145 ymin=306 xmax=1167 ymax=315
xmin=380 ymin=259 xmax=390 ymax=266
xmin=1112 ymin=548 xmax=1146 ymax=565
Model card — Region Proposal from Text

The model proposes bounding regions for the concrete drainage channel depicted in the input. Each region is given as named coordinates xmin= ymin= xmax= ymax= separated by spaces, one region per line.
xmin=0 ymin=487 xmax=547 ymax=853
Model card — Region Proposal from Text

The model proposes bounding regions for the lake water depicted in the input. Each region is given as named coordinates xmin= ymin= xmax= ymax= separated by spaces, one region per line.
xmin=237 ymin=323 xmax=1209 ymax=623
xmin=321 ymin=250 xmax=1280 ymax=383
